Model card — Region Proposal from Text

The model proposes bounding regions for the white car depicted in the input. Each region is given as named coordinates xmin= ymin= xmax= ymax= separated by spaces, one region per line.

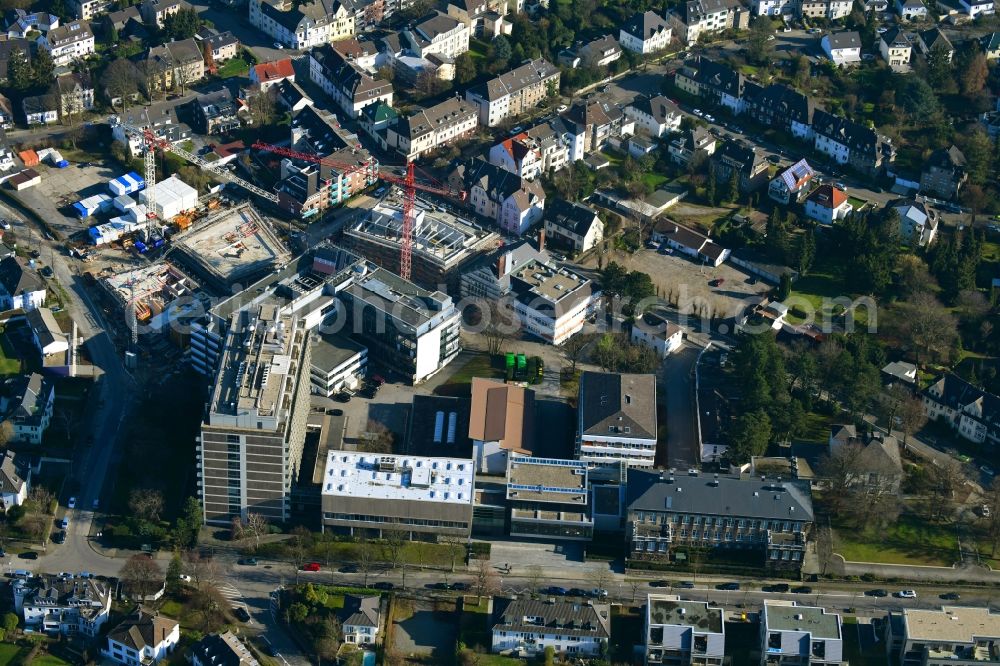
xmin=68 ymin=497 xmax=76 ymax=509
xmin=557 ymin=104 xmax=568 ymax=112
xmin=273 ymin=41 xmax=284 ymax=49
xmin=898 ymin=590 xmax=917 ymax=599
xmin=0 ymin=220 xmax=10 ymax=230
xmin=179 ymin=574 xmax=192 ymax=582
xmin=782 ymin=26 xmax=792 ymax=32
xmin=693 ymin=108 xmax=703 ymax=117
xmin=704 ymin=114 xmax=716 ymax=123
xmin=876 ymin=26 xmax=889 ymax=33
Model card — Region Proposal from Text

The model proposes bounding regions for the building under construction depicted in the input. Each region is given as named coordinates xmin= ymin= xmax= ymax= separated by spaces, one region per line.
xmin=342 ymin=200 xmax=501 ymax=290
xmin=100 ymin=262 xmax=203 ymax=337
xmin=174 ymin=202 xmax=292 ymax=290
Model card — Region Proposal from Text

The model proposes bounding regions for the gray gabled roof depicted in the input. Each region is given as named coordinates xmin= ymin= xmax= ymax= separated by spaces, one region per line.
xmin=492 ymin=598 xmax=610 ymax=639
xmin=825 ymin=30 xmax=860 ymax=50
xmin=578 ymin=371 xmax=657 ymax=440
xmin=627 ymin=470 xmax=815 ymax=521
xmin=621 ymin=10 xmax=672 ymax=40
xmin=546 ymin=199 xmax=601 ymax=237
xmin=338 ymin=595 xmax=379 ymax=627
xmin=0 ymin=256 xmax=43 ymax=298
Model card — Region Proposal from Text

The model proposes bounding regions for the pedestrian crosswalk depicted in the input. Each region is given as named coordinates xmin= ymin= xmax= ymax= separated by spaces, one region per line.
xmin=218 ymin=581 xmax=253 ymax=624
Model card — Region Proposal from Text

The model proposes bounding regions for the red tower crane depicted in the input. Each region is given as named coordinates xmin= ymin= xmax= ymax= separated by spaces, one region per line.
xmin=252 ymin=141 xmax=465 ymax=281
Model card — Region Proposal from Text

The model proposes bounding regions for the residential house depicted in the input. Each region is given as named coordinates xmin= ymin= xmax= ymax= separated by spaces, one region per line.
xmin=142 ymin=39 xmax=206 ymax=93
xmin=670 ymin=0 xmax=744 ymax=45
xmin=578 ymin=34 xmax=622 ymax=67
xmin=562 ymin=99 xmax=632 ymax=160
xmin=631 ymin=312 xmax=683 ymax=357
xmin=811 ymin=109 xmax=893 ymax=175
xmin=103 ymin=6 xmax=142 ymax=35
xmin=249 ymin=0 xmax=354 ymax=49
xmin=508 ymin=259 xmax=598 ymax=344
xmin=627 ymin=134 xmax=657 ymax=157
xmin=38 ymin=20 xmax=94 ymax=67
xmin=981 ymin=32 xmax=1000 ymax=59
xmin=22 ymin=94 xmax=58 ymax=125
xmin=139 ymin=0 xmax=190 ymax=27
xmin=760 ymin=602 xmax=843 ymax=666
xmin=803 ymin=184 xmax=851 ymax=224
xmin=103 ymin=608 xmax=180 ymax=666
xmin=924 ymin=373 xmax=998 ymax=446
xmin=200 ymin=29 xmax=240 ymax=64
xmin=190 ymin=88 xmax=243 ymax=135
xmin=56 ymin=71 xmax=94 ymax=118
xmin=645 ymin=595 xmax=725 ymax=666
xmin=113 ymin=102 xmax=192 ymax=157
xmin=0 ymin=95 xmax=12 ymax=129
xmin=250 ymin=59 xmax=296 ymax=91
xmin=452 ymin=158 xmax=545 ymax=235
xmin=879 ymin=28 xmax=912 ymax=69
xmin=619 ymin=11 xmax=673 ymax=54
xmin=6 ymin=10 xmax=58 ymax=38
xmin=14 ymin=575 xmax=112 ymax=636
xmin=754 ymin=0 xmax=796 ymax=17
xmin=960 ymin=0 xmax=994 ymax=17
xmin=828 ymin=424 xmax=903 ymax=493
xmin=675 ymin=57 xmax=747 ymax=113
xmin=469 ymin=377 xmax=534 ymax=474
xmin=920 ymin=145 xmax=966 ymax=200
xmin=544 ymin=199 xmax=603 ymax=253
xmin=465 ymin=58 xmax=560 ymax=127
xmin=338 ymin=595 xmax=380 ymax=645
xmin=891 ymin=198 xmax=938 ymax=246
xmin=626 ymin=95 xmax=682 ymax=138
xmin=190 ymin=632 xmax=259 ymax=666
xmin=895 ymin=0 xmax=926 ymax=19
xmin=742 ymin=83 xmax=815 ymax=139
xmin=525 ymin=117 xmax=576 ymax=173
xmin=669 ymin=127 xmax=716 ymax=165
xmin=506 ymin=455 xmax=593 ymax=540
xmin=887 ymin=607 xmax=1000 ymax=666
xmin=917 ymin=27 xmax=953 ymax=60
xmin=0 ymin=256 xmax=45 ymax=310
xmin=821 ymin=31 xmax=862 ymax=66
xmin=402 ymin=11 xmax=470 ymax=60
xmin=626 ymin=471 xmax=814 ymax=569
xmin=491 ymin=597 xmax=610 ymax=657
xmin=26 ymin=308 xmax=68 ymax=366
xmin=0 ymin=452 xmax=27 ymax=508
xmin=309 ymin=43 xmax=393 ymax=118
xmin=387 ymin=97 xmax=478 ymax=160
xmin=882 ymin=360 xmax=918 ymax=387
xmin=5 ymin=373 xmax=54 ymax=444
xmin=800 ymin=0 xmax=851 ymax=18
xmin=652 ymin=221 xmax=729 ymax=266
xmin=768 ymin=159 xmax=814 ymax=204
xmin=446 ymin=0 xmax=511 ymax=37
xmin=710 ymin=140 xmax=769 ymax=193
xmin=276 ymin=79 xmax=313 ymax=112
xmin=489 ymin=132 xmax=544 ymax=179
xmin=577 ymin=371 xmax=657 ymax=467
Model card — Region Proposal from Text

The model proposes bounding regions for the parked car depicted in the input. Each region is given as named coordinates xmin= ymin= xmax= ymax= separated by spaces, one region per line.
xmin=18 ymin=552 xmax=37 ymax=560
xmin=52 ymin=531 xmax=65 ymax=544
xmin=238 ymin=557 xmax=258 ymax=566
xmin=234 ymin=608 xmax=251 ymax=622
xmin=273 ymin=41 xmax=284 ymax=48
xmin=716 ymin=582 xmax=740 ymax=590
xmin=591 ymin=588 xmax=609 ymax=598
xmin=428 ymin=582 xmax=450 ymax=590
xmin=179 ymin=574 xmax=192 ymax=582
xmin=649 ymin=580 xmax=670 ymax=587
xmin=58 ymin=518 xmax=69 ymax=529
xmin=693 ymin=109 xmax=704 ymax=117
xmin=764 ymin=583 xmax=790 ymax=593
xmin=568 ymin=588 xmax=588 ymax=597
xmin=544 ymin=586 xmax=568 ymax=596
xmin=711 ymin=278 xmax=725 ymax=287
xmin=302 ymin=562 xmax=321 ymax=572
xmin=865 ymin=589 xmax=888 ymax=597
xmin=450 ymin=582 xmax=470 ymax=591
xmin=675 ymin=581 xmax=696 ymax=589
xmin=897 ymin=590 xmax=917 ymax=599
xmin=67 ymin=497 xmax=76 ymax=509
xmin=339 ymin=564 xmax=358 ymax=573
xmin=373 ymin=582 xmax=394 ymax=591
xmin=0 ymin=220 xmax=11 ymax=230
xmin=792 ymin=586 xmax=813 ymax=594
xmin=940 ymin=592 xmax=961 ymax=600
xmin=40 ymin=267 xmax=53 ymax=278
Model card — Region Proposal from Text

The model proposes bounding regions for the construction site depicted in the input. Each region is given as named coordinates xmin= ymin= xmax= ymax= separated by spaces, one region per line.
xmin=174 ymin=202 xmax=292 ymax=290
xmin=342 ymin=199 xmax=501 ymax=290
xmin=99 ymin=262 xmax=205 ymax=336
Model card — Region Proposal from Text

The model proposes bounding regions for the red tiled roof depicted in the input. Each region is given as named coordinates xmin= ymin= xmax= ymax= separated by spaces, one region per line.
xmin=253 ymin=59 xmax=294 ymax=83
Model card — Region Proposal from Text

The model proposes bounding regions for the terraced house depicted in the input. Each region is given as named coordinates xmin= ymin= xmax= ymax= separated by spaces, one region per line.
xmin=465 ymin=58 xmax=560 ymax=127
xmin=387 ymin=96 xmax=478 ymax=160
xmin=37 ymin=19 xmax=93 ymax=66
xmin=250 ymin=0 xmax=355 ymax=49
xmin=309 ymin=43 xmax=394 ymax=117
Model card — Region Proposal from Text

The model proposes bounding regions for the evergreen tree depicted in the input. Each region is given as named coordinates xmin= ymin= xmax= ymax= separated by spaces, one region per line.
xmin=32 ymin=49 xmax=54 ymax=87
xmin=727 ymin=169 xmax=739 ymax=203
xmin=796 ymin=229 xmax=815 ymax=274
xmin=706 ymin=168 xmax=717 ymax=205
xmin=7 ymin=48 xmax=31 ymax=91
xmin=106 ymin=22 xmax=119 ymax=44
xmin=778 ymin=272 xmax=792 ymax=301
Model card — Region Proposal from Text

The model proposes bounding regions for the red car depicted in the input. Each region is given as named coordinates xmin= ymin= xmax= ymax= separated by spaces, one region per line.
xmin=711 ymin=278 xmax=725 ymax=287
xmin=302 ymin=562 xmax=321 ymax=572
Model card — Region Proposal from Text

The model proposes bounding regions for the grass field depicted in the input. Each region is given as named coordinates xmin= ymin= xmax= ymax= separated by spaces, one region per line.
xmin=786 ymin=255 xmax=848 ymax=325
xmin=0 ymin=334 xmax=21 ymax=375
xmin=833 ymin=514 xmax=959 ymax=566
xmin=642 ymin=172 xmax=670 ymax=190
xmin=434 ymin=353 xmax=502 ymax=396
xmin=0 ymin=644 xmax=21 ymax=666
xmin=217 ymin=57 xmax=250 ymax=79
xmin=30 ymin=654 xmax=71 ymax=666
xmin=469 ymin=38 xmax=489 ymax=60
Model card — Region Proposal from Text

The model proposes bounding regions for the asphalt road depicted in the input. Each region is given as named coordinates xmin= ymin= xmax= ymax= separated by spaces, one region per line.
xmin=658 ymin=343 xmax=701 ymax=470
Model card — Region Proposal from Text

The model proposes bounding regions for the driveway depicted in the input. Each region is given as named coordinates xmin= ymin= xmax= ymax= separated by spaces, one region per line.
xmin=658 ymin=343 xmax=701 ymax=470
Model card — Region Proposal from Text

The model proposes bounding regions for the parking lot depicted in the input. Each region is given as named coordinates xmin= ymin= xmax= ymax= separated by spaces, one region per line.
xmin=15 ymin=161 xmax=122 ymax=242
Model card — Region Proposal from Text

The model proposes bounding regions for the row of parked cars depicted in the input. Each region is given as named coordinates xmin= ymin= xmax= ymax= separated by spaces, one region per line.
xmin=542 ymin=586 xmax=609 ymax=598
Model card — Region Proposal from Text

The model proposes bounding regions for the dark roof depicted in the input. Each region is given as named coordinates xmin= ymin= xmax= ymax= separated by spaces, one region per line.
xmin=107 ymin=608 xmax=178 ymax=651
xmin=310 ymin=43 xmax=393 ymax=105
xmin=407 ymin=394 xmax=473 ymax=456
xmin=564 ymin=99 xmax=622 ymax=128
xmin=546 ymin=199 xmax=600 ymax=237
xmin=466 ymin=58 xmax=559 ymax=103
xmin=881 ymin=27 xmax=910 ymax=48
xmin=919 ymin=27 xmax=952 ymax=52
xmin=338 ymin=595 xmax=379 ymax=627
xmin=0 ymin=257 xmax=43 ymax=297
xmin=628 ymin=94 xmax=680 ymax=125
xmin=824 ymin=30 xmax=861 ymax=50
xmin=811 ymin=109 xmax=889 ymax=161
xmin=713 ymin=138 xmax=763 ymax=172
xmin=7 ymin=372 xmax=52 ymax=425
xmin=925 ymin=373 xmax=1000 ymax=425
xmin=622 ymin=10 xmax=672 ymax=39
xmin=190 ymin=632 xmax=259 ymax=666
xmin=46 ymin=20 xmax=93 ymax=46
xmin=927 ymin=145 xmax=966 ymax=169
xmin=395 ymin=97 xmax=476 ymax=141
xmin=492 ymin=598 xmax=610 ymax=639
xmin=21 ymin=94 xmax=57 ymax=115
xmin=627 ymin=469 xmax=815 ymax=520
xmin=194 ymin=88 xmax=238 ymax=120
xmin=456 ymin=158 xmax=545 ymax=205
xmin=578 ymin=371 xmax=657 ymax=439
xmin=56 ymin=71 xmax=92 ymax=95
xmin=205 ymin=30 xmax=240 ymax=51
xmin=690 ymin=56 xmax=745 ymax=98
xmin=259 ymin=0 xmax=347 ymax=32
xmin=0 ymin=452 xmax=23 ymax=495
xmin=744 ymin=83 xmax=814 ymax=126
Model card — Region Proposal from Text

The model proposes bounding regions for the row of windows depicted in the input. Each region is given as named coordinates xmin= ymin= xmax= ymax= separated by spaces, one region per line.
xmin=324 ymin=513 xmax=469 ymax=529
xmin=635 ymin=512 xmax=803 ymax=532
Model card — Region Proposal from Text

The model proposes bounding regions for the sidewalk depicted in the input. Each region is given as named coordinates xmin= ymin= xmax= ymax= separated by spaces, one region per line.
xmin=829 ymin=555 xmax=1000 ymax=583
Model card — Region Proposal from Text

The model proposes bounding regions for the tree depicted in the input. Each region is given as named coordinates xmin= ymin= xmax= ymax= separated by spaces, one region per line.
xmin=960 ymin=52 xmax=988 ymax=97
xmin=491 ymin=35 xmax=512 ymax=70
xmin=705 ymin=167 xmax=717 ymax=205
xmin=796 ymin=230 xmax=815 ymax=275
xmin=106 ymin=21 xmax=119 ymax=44
xmin=482 ymin=300 xmax=518 ymax=356
xmin=184 ymin=550 xmax=221 ymax=589
xmin=898 ymin=75 xmax=940 ymax=125
xmin=231 ymin=512 xmax=269 ymax=552
xmin=747 ymin=16 xmax=774 ymax=65
xmin=525 ymin=564 xmax=543 ymax=593
xmin=896 ymin=394 xmax=927 ymax=444
xmin=925 ymin=43 xmax=955 ymax=93
xmin=473 ymin=558 xmax=500 ymax=602
xmin=926 ymin=459 xmax=965 ymax=521
xmin=31 ymin=49 xmax=53 ymax=87
xmin=162 ymin=7 xmax=202 ymax=39
xmin=7 ymin=48 xmax=31 ymax=91
xmin=793 ymin=55 xmax=810 ymax=88
xmin=360 ymin=420 xmax=394 ymax=454
xmin=174 ymin=497 xmax=202 ymax=548
xmin=818 ymin=441 xmax=865 ymax=514
xmin=0 ymin=421 xmax=12 ymax=449
xmin=454 ymin=53 xmax=476 ymax=84
xmin=561 ymin=333 xmax=590 ymax=374
xmin=888 ymin=292 xmax=958 ymax=364
xmin=120 ymin=554 xmax=163 ymax=601
xmin=357 ymin=537 xmax=375 ymax=587
xmin=1 ymin=613 xmax=17 ymax=636
xmin=245 ymin=86 xmax=277 ymax=127
xmin=983 ymin=477 xmax=1000 ymax=555
xmin=165 ymin=552 xmax=183 ymax=593
xmin=777 ymin=272 xmax=791 ymax=301
xmin=727 ymin=410 xmax=772 ymax=462
xmin=382 ymin=529 xmax=406 ymax=570
xmin=129 ymin=488 xmax=164 ymax=523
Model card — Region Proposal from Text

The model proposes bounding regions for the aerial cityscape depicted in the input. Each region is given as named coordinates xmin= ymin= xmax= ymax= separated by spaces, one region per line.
xmin=0 ymin=0 xmax=993 ymax=663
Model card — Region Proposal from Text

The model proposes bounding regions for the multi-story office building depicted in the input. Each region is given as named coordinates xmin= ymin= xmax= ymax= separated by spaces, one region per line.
xmin=760 ymin=602 xmax=842 ymax=666
xmin=577 ymin=372 xmax=657 ymax=467
xmin=626 ymin=472 xmax=814 ymax=570
xmin=645 ymin=595 xmax=725 ymax=666
xmin=198 ymin=301 xmax=312 ymax=525
xmin=309 ymin=332 xmax=367 ymax=397
xmin=508 ymin=260 xmax=598 ymax=345
xmin=888 ymin=607 xmax=1000 ymax=666
xmin=507 ymin=456 xmax=592 ymax=540
xmin=320 ymin=452 xmax=474 ymax=540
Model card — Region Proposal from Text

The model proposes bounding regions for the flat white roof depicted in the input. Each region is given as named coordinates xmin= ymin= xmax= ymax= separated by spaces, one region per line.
xmin=321 ymin=452 xmax=474 ymax=504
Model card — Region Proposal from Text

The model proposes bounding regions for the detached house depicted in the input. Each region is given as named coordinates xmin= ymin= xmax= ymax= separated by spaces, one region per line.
xmin=562 ymin=99 xmax=632 ymax=160
xmin=4 ymin=372 xmax=55 ymax=444
xmin=468 ymin=377 xmax=534 ymax=474
xmin=895 ymin=0 xmax=926 ymax=19
xmin=200 ymin=29 xmax=240 ymax=64
xmin=338 ymin=595 xmax=381 ymax=645
xmin=924 ymin=373 xmax=999 ymax=446
xmin=387 ymin=96 xmax=478 ymax=161
xmin=768 ymin=159 xmax=814 ymax=204
xmin=0 ymin=452 xmax=27 ymax=507
xmin=625 ymin=95 xmax=682 ymax=138
xmin=891 ymin=199 xmax=938 ymax=246
xmin=821 ymin=31 xmax=862 ymax=66
xmin=142 ymin=39 xmax=206 ymax=92
xmin=309 ymin=43 xmax=393 ymax=117
xmin=139 ymin=0 xmax=190 ymax=27
xmin=803 ymin=184 xmax=851 ymax=224
xmin=103 ymin=608 xmax=180 ymax=666
xmin=578 ymin=34 xmax=623 ymax=67
xmin=452 ymin=158 xmax=545 ymax=235
xmin=402 ymin=11 xmax=470 ymax=60
xmin=879 ymin=28 xmax=912 ymax=69
xmin=0 ymin=256 xmax=45 ymax=311
xmin=190 ymin=632 xmax=259 ymax=666
xmin=920 ymin=145 xmax=966 ymax=200
xmin=14 ymin=575 xmax=112 ymax=636
xmin=631 ymin=312 xmax=683 ymax=357
xmin=652 ymin=221 xmax=729 ymax=266
xmin=577 ymin=371 xmax=657 ymax=467
xmin=250 ymin=0 xmax=355 ymax=49
xmin=56 ymin=71 xmax=94 ymax=117
xmin=710 ymin=140 xmax=769 ymax=193
xmin=491 ymin=597 xmax=610 ymax=657
xmin=619 ymin=11 xmax=673 ymax=54
xmin=465 ymin=58 xmax=560 ymax=127
xmin=917 ymin=27 xmax=953 ymax=61
xmin=981 ymin=32 xmax=1000 ymax=59
xmin=190 ymin=88 xmax=244 ymax=135
xmin=250 ymin=58 xmax=296 ymax=91
xmin=38 ymin=19 xmax=94 ymax=66
xmin=26 ymin=308 xmax=69 ymax=364
xmin=961 ymin=0 xmax=995 ymax=17
xmin=828 ymin=425 xmax=903 ymax=494
xmin=670 ymin=0 xmax=745 ymax=45
xmin=669 ymin=127 xmax=716 ymax=165
xmin=544 ymin=199 xmax=603 ymax=253
xmin=21 ymin=94 xmax=58 ymax=126
xmin=446 ymin=0 xmax=512 ymax=38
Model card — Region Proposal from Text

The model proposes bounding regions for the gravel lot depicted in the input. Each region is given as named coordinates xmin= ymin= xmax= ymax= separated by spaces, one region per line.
xmin=15 ymin=161 xmax=122 ymax=242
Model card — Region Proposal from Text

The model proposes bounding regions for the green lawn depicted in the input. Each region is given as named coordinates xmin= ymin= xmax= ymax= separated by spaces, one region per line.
xmin=0 ymin=333 xmax=22 ymax=376
xmin=469 ymin=38 xmax=489 ymax=60
xmin=642 ymin=172 xmax=670 ymax=190
xmin=30 ymin=654 xmax=71 ymax=666
xmin=833 ymin=514 xmax=959 ymax=566
xmin=434 ymin=353 xmax=502 ymax=396
xmin=217 ymin=57 xmax=250 ymax=79
xmin=0 ymin=644 xmax=22 ymax=666
xmin=786 ymin=257 xmax=848 ymax=325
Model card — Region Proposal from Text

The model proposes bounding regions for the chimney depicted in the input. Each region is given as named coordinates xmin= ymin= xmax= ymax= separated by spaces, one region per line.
xmin=497 ymin=251 xmax=507 ymax=277
xmin=537 ymin=228 xmax=545 ymax=252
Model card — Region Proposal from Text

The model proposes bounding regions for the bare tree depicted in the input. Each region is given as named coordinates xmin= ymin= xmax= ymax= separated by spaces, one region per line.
xmin=288 ymin=526 xmax=312 ymax=570
xmin=357 ymin=537 xmax=375 ymax=587
xmin=129 ymin=489 xmax=164 ymax=523
xmin=441 ymin=536 xmax=464 ymax=573
xmin=101 ymin=58 xmax=140 ymax=111
xmin=589 ymin=565 xmax=610 ymax=594
xmin=184 ymin=550 xmax=221 ymax=590
xmin=525 ymin=565 xmax=543 ymax=594
xmin=231 ymin=513 xmax=269 ymax=552
xmin=382 ymin=529 xmax=406 ymax=570
xmin=0 ymin=421 xmax=13 ymax=449
xmin=561 ymin=333 xmax=590 ymax=375
xmin=473 ymin=558 xmax=500 ymax=603
xmin=27 ymin=487 xmax=53 ymax=514
xmin=897 ymin=395 xmax=928 ymax=444
xmin=120 ymin=554 xmax=163 ymax=601
xmin=817 ymin=442 xmax=865 ymax=515
xmin=360 ymin=420 xmax=394 ymax=454
xmin=482 ymin=300 xmax=518 ymax=356
xmin=983 ymin=478 xmax=1000 ymax=556
xmin=244 ymin=86 xmax=278 ymax=126
xmin=926 ymin=459 xmax=966 ymax=522
xmin=629 ymin=580 xmax=642 ymax=602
